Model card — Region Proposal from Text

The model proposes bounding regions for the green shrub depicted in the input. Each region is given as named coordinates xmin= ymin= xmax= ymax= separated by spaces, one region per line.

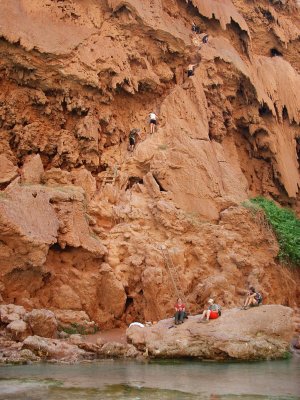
xmin=246 ymin=197 xmax=300 ymax=266
xmin=59 ymin=323 xmax=98 ymax=335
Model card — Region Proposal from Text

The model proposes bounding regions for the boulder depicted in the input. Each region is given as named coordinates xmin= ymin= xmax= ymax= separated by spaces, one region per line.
xmin=54 ymin=309 xmax=98 ymax=334
xmin=26 ymin=309 xmax=58 ymax=338
xmin=22 ymin=335 xmax=87 ymax=362
xmin=70 ymin=167 xmax=96 ymax=202
xmin=0 ymin=154 xmax=18 ymax=184
xmin=21 ymin=154 xmax=44 ymax=184
xmin=0 ymin=183 xmax=59 ymax=269
xmin=0 ymin=304 xmax=26 ymax=324
xmin=19 ymin=348 xmax=41 ymax=362
xmin=7 ymin=320 xmax=29 ymax=342
xmin=127 ymin=305 xmax=294 ymax=360
xmin=98 ymin=341 xmax=140 ymax=358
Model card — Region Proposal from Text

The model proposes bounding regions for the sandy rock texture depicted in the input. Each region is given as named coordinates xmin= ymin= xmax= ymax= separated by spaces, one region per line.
xmin=0 ymin=0 xmax=299 ymax=329
xmin=127 ymin=305 xmax=294 ymax=360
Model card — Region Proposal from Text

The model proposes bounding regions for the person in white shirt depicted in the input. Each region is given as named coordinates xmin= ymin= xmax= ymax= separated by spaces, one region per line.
xmin=149 ymin=112 xmax=157 ymax=134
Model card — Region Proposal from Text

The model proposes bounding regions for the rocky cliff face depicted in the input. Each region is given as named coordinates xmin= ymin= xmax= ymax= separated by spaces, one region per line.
xmin=0 ymin=0 xmax=299 ymax=328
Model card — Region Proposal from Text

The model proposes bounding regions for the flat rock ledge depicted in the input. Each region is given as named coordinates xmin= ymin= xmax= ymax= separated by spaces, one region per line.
xmin=126 ymin=305 xmax=294 ymax=361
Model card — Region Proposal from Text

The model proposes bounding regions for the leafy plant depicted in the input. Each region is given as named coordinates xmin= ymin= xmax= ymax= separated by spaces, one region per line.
xmin=59 ymin=323 xmax=98 ymax=335
xmin=244 ymin=197 xmax=300 ymax=266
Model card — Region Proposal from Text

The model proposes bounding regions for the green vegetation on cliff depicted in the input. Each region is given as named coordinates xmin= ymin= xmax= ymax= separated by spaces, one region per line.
xmin=244 ymin=197 xmax=300 ymax=266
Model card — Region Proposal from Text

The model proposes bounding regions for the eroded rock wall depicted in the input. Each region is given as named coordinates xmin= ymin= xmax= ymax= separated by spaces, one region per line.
xmin=0 ymin=0 xmax=299 ymax=328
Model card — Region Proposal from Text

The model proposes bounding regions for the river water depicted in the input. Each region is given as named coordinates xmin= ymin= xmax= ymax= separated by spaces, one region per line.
xmin=0 ymin=358 xmax=299 ymax=400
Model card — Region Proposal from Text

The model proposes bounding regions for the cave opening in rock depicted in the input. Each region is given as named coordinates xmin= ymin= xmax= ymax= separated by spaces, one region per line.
xmin=126 ymin=176 xmax=143 ymax=190
xmin=282 ymin=106 xmax=288 ymax=121
xmin=153 ymin=175 xmax=167 ymax=192
xmin=259 ymin=103 xmax=272 ymax=117
xmin=50 ymin=243 xmax=63 ymax=252
xmin=49 ymin=243 xmax=73 ymax=253
xmin=270 ymin=48 xmax=283 ymax=57
xmin=125 ymin=296 xmax=133 ymax=311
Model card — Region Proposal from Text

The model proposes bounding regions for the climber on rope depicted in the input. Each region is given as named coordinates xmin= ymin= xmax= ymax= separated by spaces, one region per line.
xmin=174 ymin=297 xmax=186 ymax=325
xmin=149 ymin=111 xmax=158 ymax=134
xmin=199 ymin=298 xmax=221 ymax=322
xmin=192 ymin=21 xmax=201 ymax=34
xmin=128 ymin=128 xmax=141 ymax=152
xmin=187 ymin=63 xmax=197 ymax=77
xmin=202 ymin=34 xmax=209 ymax=44
xmin=242 ymin=287 xmax=263 ymax=309
xmin=199 ymin=33 xmax=209 ymax=50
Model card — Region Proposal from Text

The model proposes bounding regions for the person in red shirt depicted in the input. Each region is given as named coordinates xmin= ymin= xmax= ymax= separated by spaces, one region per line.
xmin=174 ymin=298 xmax=186 ymax=325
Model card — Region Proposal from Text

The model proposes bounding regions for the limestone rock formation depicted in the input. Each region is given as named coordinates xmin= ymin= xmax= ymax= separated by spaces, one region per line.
xmin=22 ymin=335 xmax=88 ymax=362
xmin=127 ymin=305 xmax=294 ymax=360
xmin=0 ymin=0 xmax=299 ymax=330
xmin=0 ymin=155 xmax=18 ymax=185
xmin=0 ymin=304 xmax=26 ymax=324
xmin=25 ymin=309 xmax=58 ymax=339
xmin=6 ymin=320 xmax=29 ymax=342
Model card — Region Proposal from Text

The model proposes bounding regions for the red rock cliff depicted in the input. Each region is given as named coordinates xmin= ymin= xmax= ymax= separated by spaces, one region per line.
xmin=0 ymin=0 xmax=299 ymax=328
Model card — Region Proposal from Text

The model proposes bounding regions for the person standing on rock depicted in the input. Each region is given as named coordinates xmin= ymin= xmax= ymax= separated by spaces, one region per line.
xmin=128 ymin=128 xmax=141 ymax=152
xmin=149 ymin=112 xmax=158 ymax=134
xmin=200 ymin=299 xmax=221 ymax=322
xmin=174 ymin=298 xmax=186 ymax=325
xmin=187 ymin=63 xmax=197 ymax=77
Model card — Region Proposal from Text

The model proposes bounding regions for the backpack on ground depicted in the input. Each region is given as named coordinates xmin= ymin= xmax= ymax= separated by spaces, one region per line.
xmin=255 ymin=292 xmax=263 ymax=305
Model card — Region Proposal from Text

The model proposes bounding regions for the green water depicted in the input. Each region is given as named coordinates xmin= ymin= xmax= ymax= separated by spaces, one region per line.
xmin=0 ymin=358 xmax=299 ymax=399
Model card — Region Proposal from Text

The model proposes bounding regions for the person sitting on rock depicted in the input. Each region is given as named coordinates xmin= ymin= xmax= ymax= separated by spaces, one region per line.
xmin=242 ymin=287 xmax=263 ymax=309
xmin=174 ymin=298 xmax=186 ymax=325
xmin=200 ymin=299 xmax=221 ymax=322
xmin=128 ymin=128 xmax=141 ymax=152
xmin=149 ymin=112 xmax=158 ymax=134
xmin=187 ymin=63 xmax=197 ymax=77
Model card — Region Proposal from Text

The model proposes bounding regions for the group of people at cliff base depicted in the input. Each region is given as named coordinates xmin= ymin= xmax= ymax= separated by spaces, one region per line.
xmin=174 ymin=287 xmax=263 ymax=325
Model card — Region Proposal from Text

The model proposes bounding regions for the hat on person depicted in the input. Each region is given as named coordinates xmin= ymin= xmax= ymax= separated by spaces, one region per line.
xmin=208 ymin=298 xmax=214 ymax=304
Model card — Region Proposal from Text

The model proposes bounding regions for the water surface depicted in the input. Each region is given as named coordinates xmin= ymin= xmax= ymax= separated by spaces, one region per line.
xmin=0 ymin=358 xmax=299 ymax=399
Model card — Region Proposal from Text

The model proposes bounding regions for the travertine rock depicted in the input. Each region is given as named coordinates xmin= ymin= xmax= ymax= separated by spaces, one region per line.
xmin=7 ymin=320 xmax=29 ymax=342
xmin=22 ymin=335 xmax=87 ymax=362
xmin=0 ymin=304 xmax=26 ymax=324
xmin=0 ymin=154 xmax=18 ymax=184
xmin=127 ymin=305 xmax=294 ymax=360
xmin=0 ymin=0 xmax=298 ymax=331
xmin=21 ymin=154 xmax=44 ymax=184
xmin=25 ymin=309 xmax=58 ymax=338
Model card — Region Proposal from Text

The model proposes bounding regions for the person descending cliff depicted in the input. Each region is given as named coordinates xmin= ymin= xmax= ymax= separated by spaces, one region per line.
xmin=128 ymin=128 xmax=141 ymax=152
xmin=242 ymin=287 xmax=263 ymax=309
xmin=198 ymin=33 xmax=209 ymax=50
xmin=187 ymin=63 xmax=197 ymax=77
xmin=202 ymin=33 xmax=209 ymax=44
xmin=149 ymin=112 xmax=158 ymax=134
xmin=192 ymin=21 xmax=201 ymax=34
xmin=199 ymin=299 xmax=221 ymax=322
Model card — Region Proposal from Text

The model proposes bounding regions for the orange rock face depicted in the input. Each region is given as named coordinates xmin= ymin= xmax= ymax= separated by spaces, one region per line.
xmin=0 ymin=0 xmax=299 ymax=328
